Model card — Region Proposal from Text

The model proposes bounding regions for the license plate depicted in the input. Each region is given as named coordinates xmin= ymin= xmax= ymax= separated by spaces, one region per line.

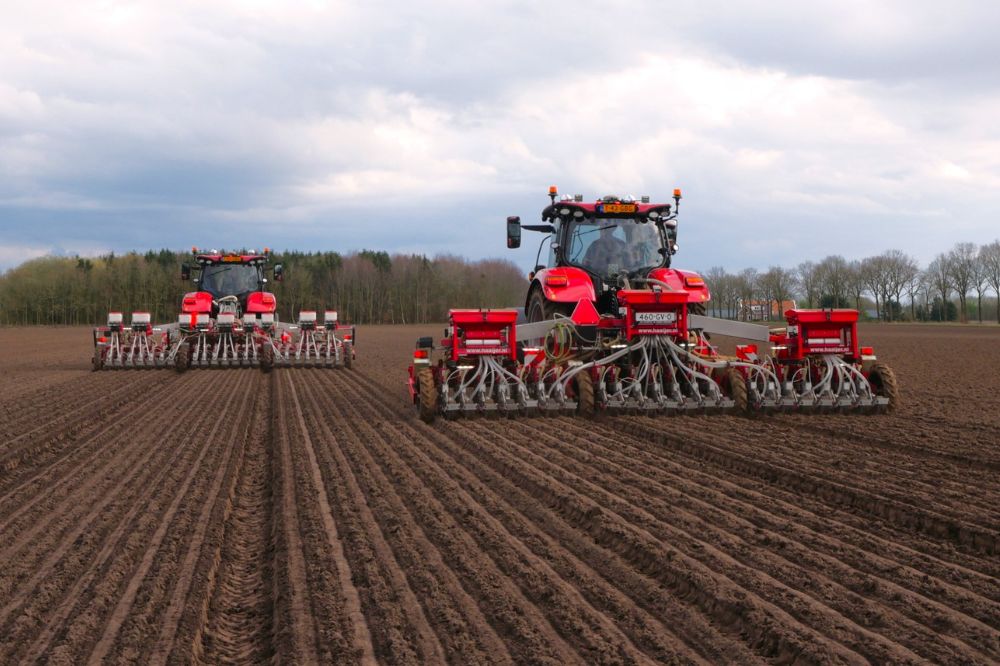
xmin=602 ymin=203 xmax=637 ymax=214
xmin=636 ymin=311 xmax=676 ymax=324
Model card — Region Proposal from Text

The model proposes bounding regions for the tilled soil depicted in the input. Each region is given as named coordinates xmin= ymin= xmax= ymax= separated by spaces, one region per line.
xmin=0 ymin=323 xmax=998 ymax=664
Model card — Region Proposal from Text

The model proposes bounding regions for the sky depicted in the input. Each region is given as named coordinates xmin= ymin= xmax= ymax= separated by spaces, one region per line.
xmin=2 ymin=0 xmax=1000 ymax=273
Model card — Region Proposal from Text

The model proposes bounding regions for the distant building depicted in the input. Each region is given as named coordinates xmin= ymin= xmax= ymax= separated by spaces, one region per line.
xmin=737 ymin=299 xmax=797 ymax=321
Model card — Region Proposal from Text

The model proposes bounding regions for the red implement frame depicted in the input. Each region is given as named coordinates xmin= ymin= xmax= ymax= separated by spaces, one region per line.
xmin=771 ymin=309 xmax=860 ymax=361
xmin=447 ymin=309 xmax=519 ymax=361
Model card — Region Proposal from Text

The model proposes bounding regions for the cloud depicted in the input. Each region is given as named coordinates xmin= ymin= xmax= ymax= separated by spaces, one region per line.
xmin=1 ymin=1 xmax=1000 ymax=272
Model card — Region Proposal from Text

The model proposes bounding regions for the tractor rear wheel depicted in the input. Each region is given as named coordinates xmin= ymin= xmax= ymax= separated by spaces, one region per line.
xmin=343 ymin=341 xmax=353 ymax=369
xmin=723 ymin=367 xmax=749 ymax=414
xmin=92 ymin=347 xmax=104 ymax=371
xmin=689 ymin=301 xmax=707 ymax=316
xmin=174 ymin=344 xmax=189 ymax=374
xmin=527 ymin=289 xmax=573 ymax=324
xmin=868 ymin=362 xmax=899 ymax=412
xmin=418 ymin=368 xmax=438 ymax=423
xmin=574 ymin=371 xmax=594 ymax=418
xmin=260 ymin=344 xmax=274 ymax=373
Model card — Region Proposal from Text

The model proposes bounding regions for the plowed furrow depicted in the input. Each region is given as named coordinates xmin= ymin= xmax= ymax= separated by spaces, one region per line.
xmin=772 ymin=416 xmax=1000 ymax=472
xmin=0 ymin=371 xmax=198 ymax=534
xmin=190 ymin=384 xmax=275 ymax=665
xmin=321 ymin=373 xmax=624 ymax=665
xmin=618 ymin=420 xmax=998 ymax=556
xmin=655 ymin=417 xmax=1000 ymax=521
xmin=273 ymin=371 xmax=373 ymax=663
xmin=86 ymin=373 xmax=253 ymax=663
xmin=550 ymin=417 xmax=1000 ymax=630
xmin=149 ymin=373 xmax=265 ymax=664
xmin=0 ymin=371 xmax=156 ymax=448
xmin=510 ymin=417 xmax=1000 ymax=662
xmin=328 ymin=370 xmax=734 ymax=664
xmin=0 ymin=372 xmax=238 ymax=663
xmin=578 ymin=417 xmax=1000 ymax=584
xmin=292 ymin=371 xmax=472 ymax=664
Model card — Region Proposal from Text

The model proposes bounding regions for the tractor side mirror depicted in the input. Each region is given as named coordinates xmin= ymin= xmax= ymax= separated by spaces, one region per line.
xmin=181 ymin=263 xmax=191 ymax=280
xmin=506 ymin=216 xmax=521 ymax=249
xmin=273 ymin=264 xmax=284 ymax=282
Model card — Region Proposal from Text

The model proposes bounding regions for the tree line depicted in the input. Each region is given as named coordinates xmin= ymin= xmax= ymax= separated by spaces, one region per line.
xmin=0 ymin=250 xmax=527 ymax=326
xmin=703 ymin=241 xmax=1000 ymax=323
xmin=4 ymin=240 xmax=1000 ymax=326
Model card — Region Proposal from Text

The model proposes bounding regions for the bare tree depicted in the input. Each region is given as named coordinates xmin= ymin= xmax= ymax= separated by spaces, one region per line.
xmin=947 ymin=242 xmax=978 ymax=322
xmin=971 ymin=248 xmax=989 ymax=323
xmin=705 ymin=266 xmax=727 ymax=318
xmin=883 ymin=250 xmax=919 ymax=321
xmin=816 ymin=255 xmax=849 ymax=307
xmin=860 ymin=256 xmax=886 ymax=320
xmin=845 ymin=260 xmax=866 ymax=313
xmin=760 ymin=266 xmax=797 ymax=319
xmin=796 ymin=261 xmax=819 ymax=308
xmin=980 ymin=240 xmax=1000 ymax=323
xmin=736 ymin=268 xmax=759 ymax=320
xmin=926 ymin=254 xmax=953 ymax=321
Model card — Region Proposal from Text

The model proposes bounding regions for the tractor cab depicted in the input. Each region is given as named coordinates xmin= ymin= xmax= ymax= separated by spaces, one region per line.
xmin=509 ymin=187 xmax=709 ymax=320
xmin=181 ymin=248 xmax=281 ymax=316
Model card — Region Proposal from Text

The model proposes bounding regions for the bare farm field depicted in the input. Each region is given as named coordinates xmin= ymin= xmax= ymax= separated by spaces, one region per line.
xmin=0 ymin=324 xmax=998 ymax=664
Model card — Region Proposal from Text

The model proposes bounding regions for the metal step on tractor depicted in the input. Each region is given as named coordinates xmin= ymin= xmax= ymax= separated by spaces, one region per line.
xmin=408 ymin=187 xmax=898 ymax=421
xmin=92 ymin=248 xmax=356 ymax=372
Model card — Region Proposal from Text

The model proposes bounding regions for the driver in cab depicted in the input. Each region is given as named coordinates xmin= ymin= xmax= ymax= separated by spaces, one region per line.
xmin=584 ymin=225 xmax=628 ymax=274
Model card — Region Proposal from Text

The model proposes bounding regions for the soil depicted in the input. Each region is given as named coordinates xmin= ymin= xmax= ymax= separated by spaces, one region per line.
xmin=0 ymin=323 xmax=997 ymax=664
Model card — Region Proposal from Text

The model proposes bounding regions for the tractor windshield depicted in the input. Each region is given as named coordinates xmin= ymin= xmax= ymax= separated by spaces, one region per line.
xmin=565 ymin=218 xmax=666 ymax=278
xmin=199 ymin=264 xmax=260 ymax=298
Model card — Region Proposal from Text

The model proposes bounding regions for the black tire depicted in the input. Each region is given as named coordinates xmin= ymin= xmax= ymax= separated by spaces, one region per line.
xmin=723 ymin=367 xmax=749 ymax=414
xmin=174 ymin=344 xmax=189 ymax=374
xmin=92 ymin=347 xmax=104 ymax=371
xmin=689 ymin=301 xmax=707 ymax=316
xmin=343 ymin=341 xmax=353 ymax=369
xmin=260 ymin=344 xmax=274 ymax=374
xmin=868 ymin=362 xmax=899 ymax=412
xmin=418 ymin=368 xmax=438 ymax=423
xmin=527 ymin=288 xmax=573 ymax=323
xmin=574 ymin=371 xmax=594 ymax=418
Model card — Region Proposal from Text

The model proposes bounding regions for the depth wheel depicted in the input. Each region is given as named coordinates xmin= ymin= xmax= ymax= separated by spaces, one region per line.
xmin=174 ymin=344 xmax=190 ymax=374
xmin=868 ymin=362 xmax=899 ymax=412
xmin=418 ymin=368 xmax=438 ymax=423
xmin=574 ymin=372 xmax=595 ymax=418
xmin=723 ymin=367 xmax=749 ymax=414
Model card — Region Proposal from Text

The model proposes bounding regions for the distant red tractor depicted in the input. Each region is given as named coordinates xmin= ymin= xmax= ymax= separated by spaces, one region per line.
xmin=92 ymin=248 xmax=355 ymax=371
xmin=408 ymin=187 xmax=898 ymax=421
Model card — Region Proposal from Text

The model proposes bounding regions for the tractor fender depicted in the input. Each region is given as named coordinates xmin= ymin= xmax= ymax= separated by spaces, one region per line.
xmin=181 ymin=291 xmax=213 ymax=313
xmin=648 ymin=268 xmax=712 ymax=303
xmin=525 ymin=267 xmax=597 ymax=311
xmin=246 ymin=291 xmax=278 ymax=313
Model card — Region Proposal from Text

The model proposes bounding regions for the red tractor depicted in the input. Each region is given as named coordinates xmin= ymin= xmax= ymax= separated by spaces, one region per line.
xmin=514 ymin=186 xmax=710 ymax=325
xmin=408 ymin=187 xmax=898 ymax=421
xmin=92 ymin=248 xmax=355 ymax=372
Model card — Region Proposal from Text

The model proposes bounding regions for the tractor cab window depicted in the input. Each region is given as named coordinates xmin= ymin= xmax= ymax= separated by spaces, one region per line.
xmin=199 ymin=264 xmax=260 ymax=298
xmin=565 ymin=218 xmax=665 ymax=278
